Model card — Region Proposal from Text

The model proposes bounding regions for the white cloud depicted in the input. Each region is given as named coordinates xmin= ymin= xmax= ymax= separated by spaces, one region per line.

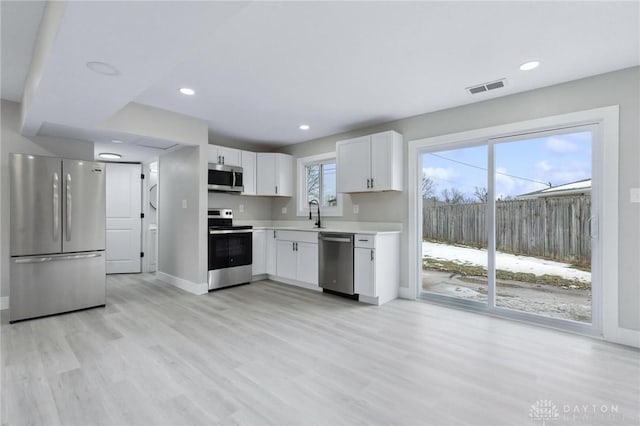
xmin=534 ymin=160 xmax=589 ymax=187
xmin=546 ymin=137 xmax=579 ymax=153
xmin=422 ymin=167 xmax=456 ymax=181
xmin=495 ymin=167 xmax=518 ymax=197
xmin=536 ymin=160 xmax=552 ymax=173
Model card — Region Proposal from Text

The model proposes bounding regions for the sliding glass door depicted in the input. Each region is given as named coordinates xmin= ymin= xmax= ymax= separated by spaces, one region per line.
xmin=420 ymin=125 xmax=599 ymax=331
xmin=421 ymin=145 xmax=488 ymax=305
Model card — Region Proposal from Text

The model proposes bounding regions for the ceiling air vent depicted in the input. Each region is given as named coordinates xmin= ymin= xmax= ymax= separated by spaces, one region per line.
xmin=467 ymin=78 xmax=506 ymax=95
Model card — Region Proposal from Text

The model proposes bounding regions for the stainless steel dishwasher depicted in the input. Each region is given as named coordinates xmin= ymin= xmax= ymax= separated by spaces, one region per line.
xmin=318 ymin=232 xmax=355 ymax=295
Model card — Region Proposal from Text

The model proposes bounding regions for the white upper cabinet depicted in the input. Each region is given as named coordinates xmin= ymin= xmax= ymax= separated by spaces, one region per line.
xmin=336 ymin=130 xmax=403 ymax=193
xmin=336 ymin=136 xmax=371 ymax=193
xmin=208 ymin=145 xmax=241 ymax=167
xmin=257 ymin=153 xmax=292 ymax=196
xmin=241 ymin=150 xmax=256 ymax=195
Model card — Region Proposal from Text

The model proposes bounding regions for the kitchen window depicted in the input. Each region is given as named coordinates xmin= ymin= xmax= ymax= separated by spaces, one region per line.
xmin=297 ymin=153 xmax=343 ymax=217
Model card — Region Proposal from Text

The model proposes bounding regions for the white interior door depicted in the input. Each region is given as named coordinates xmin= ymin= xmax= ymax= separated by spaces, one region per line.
xmin=106 ymin=163 xmax=142 ymax=274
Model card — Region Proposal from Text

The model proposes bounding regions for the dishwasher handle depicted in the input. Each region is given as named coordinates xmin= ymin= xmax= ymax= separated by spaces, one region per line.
xmin=318 ymin=234 xmax=353 ymax=243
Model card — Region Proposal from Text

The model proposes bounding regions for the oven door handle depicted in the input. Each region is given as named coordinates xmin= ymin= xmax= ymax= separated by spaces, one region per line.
xmin=209 ymin=229 xmax=253 ymax=235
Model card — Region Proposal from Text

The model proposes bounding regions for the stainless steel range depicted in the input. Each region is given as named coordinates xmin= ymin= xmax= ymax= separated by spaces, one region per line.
xmin=207 ymin=208 xmax=252 ymax=290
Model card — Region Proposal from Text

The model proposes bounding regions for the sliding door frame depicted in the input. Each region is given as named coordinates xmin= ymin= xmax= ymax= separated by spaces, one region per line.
xmin=407 ymin=106 xmax=619 ymax=339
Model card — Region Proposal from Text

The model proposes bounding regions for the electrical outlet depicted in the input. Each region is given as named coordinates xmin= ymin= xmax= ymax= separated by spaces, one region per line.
xmin=281 ymin=207 xmax=287 ymax=214
xmin=353 ymin=204 xmax=359 ymax=214
xmin=631 ymin=188 xmax=640 ymax=203
xmin=181 ymin=199 xmax=187 ymax=209
xmin=239 ymin=204 xmax=245 ymax=213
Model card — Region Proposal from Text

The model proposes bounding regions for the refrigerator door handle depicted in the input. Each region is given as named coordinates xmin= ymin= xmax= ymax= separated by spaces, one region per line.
xmin=53 ymin=172 xmax=59 ymax=241
xmin=65 ymin=173 xmax=72 ymax=241
xmin=14 ymin=253 xmax=102 ymax=264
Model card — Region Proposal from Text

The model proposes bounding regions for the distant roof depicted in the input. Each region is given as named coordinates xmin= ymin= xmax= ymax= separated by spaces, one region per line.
xmin=517 ymin=178 xmax=591 ymax=199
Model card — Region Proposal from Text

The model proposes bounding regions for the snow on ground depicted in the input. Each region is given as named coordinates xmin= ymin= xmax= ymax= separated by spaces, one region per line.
xmin=422 ymin=241 xmax=591 ymax=283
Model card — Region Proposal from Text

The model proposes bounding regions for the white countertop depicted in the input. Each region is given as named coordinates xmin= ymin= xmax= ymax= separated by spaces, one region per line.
xmin=238 ymin=220 xmax=402 ymax=235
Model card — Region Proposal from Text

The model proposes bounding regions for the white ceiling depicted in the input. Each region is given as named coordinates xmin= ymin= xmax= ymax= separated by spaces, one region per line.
xmin=0 ymin=1 xmax=46 ymax=102
xmin=3 ymin=1 xmax=639 ymax=152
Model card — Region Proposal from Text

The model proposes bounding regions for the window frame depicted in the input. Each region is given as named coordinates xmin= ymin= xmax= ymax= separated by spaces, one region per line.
xmin=407 ymin=106 xmax=623 ymax=344
xmin=296 ymin=152 xmax=343 ymax=217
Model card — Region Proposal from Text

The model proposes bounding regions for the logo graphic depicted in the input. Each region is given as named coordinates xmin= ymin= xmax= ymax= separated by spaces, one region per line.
xmin=529 ymin=400 xmax=559 ymax=425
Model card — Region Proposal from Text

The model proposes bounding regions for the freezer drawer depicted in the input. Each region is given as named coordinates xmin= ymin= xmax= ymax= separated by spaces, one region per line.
xmin=10 ymin=251 xmax=106 ymax=322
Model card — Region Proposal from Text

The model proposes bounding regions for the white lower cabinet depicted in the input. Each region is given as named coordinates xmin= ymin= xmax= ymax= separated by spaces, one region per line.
xmin=354 ymin=247 xmax=375 ymax=297
xmin=276 ymin=240 xmax=297 ymax=280
xmin=252 ymin=230 xmax=266 ymax=276
xmin=296 ymin=242 xmax=319 ymax=285
xmin=354 ymin=233 xmax=400 ymax=305
xmin=275 ymin=231 xmax=319 ymax=288
xmin=265 ymin=230 xmax=277 ymax=275
xmin=256 ymin=228 xmax=398 ymax=304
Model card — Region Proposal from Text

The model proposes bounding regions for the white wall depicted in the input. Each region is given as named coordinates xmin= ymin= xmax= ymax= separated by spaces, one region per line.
xmin=101 ymin=102 xmax=208 ymax=146
xmin=103 ymin=102 xmax=210 ymax=292
xmin=158 ymin=147 xmax=203 ymax=285
xmin=0 ymin=99 xmax=95 ymax=299
xmin=274 ymin=67 xmax=640 ymax=332
xmin=207 ymin=193 xmax=273 ymax=222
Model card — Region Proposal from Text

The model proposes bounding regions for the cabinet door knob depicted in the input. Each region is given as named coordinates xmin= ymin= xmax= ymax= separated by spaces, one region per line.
xmin=371 ymin=249 xmax=374 ymax=261
xmin=366 ymin=178 xmax=370 ymax=189
xmin=371 ymin=178 xmax=374 ymax=188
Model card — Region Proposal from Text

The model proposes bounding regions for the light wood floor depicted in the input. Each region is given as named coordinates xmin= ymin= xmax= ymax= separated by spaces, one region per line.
xmin=2 ymin=274 xmax=639 ymax=426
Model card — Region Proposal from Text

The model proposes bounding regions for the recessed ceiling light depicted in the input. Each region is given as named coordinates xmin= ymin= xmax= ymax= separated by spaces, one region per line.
xmin=299 ymin=124 xmax=310 ymax=130
xmin=111 ymin=139 xmax=124 ymax=144
xmin=519 ymin=60 xmax=540 ymax=71
xmin=98 ymin=153 xmax=122 ymax=160
xmin=179 ymin=87 xmax=195 ymax=96
xmin=86 ymin=61 xmax=120 ymax=76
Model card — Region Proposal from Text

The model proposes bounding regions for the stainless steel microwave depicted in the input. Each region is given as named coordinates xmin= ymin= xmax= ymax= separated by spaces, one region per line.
xmin=208 ymin=163 xmax=244 ymax=193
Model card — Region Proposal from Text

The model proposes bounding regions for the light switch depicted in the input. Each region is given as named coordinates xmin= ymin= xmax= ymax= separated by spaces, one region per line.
xmin=631 ymin=188 xmax=640 ymax=203
xmin=281 ymin=207 xmax=287 ymax=214
xmin=239 ymin=204 xmax=245 ymax=213
xmin=182 ymin=199 xmax=187 ymax=209
xmin=353 ymin=204 xmax=359 ymax=214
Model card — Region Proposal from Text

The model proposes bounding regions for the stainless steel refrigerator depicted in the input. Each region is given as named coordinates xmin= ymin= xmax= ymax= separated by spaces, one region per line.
xmin=9 ymin=154 xmax=107 ymax=322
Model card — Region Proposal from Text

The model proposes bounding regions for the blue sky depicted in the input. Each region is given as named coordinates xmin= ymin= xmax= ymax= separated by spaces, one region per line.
xmin=421 ymin=131 xmax=592 ymax=200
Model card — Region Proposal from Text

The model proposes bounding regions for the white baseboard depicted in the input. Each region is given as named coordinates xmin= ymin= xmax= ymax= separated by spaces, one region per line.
xmin=398 ymin=287 xmax=414 ymax=300
xmin=604 ymin=325 xmax=640 ymax=348
xmin=358 ymin=294 xmax=380 ymax=305
xmin=266 ymin=275 xmax=322 ymax=292
xmin=0 ymin=297 xmax=8 ymax=310
xmin=156 ymin=271 xmax=208 ymax=295
xmin=251 ymin=274 xmax=268 ymax=282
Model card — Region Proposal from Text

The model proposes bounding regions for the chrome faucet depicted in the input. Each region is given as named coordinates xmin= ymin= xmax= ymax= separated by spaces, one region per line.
xmin=308 ymin=199 xmax=321 ymax=228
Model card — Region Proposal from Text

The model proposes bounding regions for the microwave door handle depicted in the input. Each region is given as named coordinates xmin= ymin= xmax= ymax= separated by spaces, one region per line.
xmin=232 ymin=170 xmax=236 ymax=188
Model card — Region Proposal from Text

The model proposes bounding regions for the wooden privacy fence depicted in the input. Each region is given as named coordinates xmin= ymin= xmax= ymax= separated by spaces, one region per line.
xmin=422 ymin=196 xmax=591 ymax=266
